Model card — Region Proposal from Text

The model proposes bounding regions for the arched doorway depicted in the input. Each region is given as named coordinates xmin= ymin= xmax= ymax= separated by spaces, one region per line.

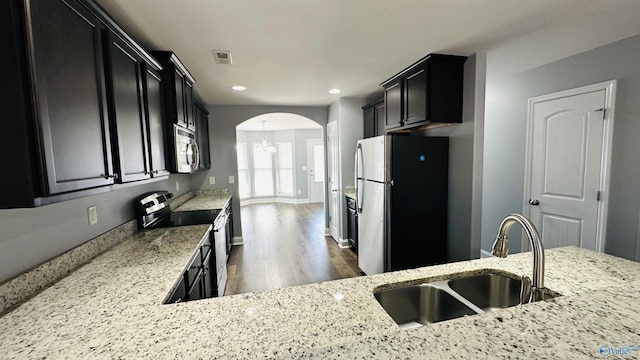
xmin=235 ymin=113 xmax=323 ymax=205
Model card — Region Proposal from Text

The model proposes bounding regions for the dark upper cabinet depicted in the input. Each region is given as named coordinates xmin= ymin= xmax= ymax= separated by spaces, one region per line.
xmin=142 ymin=66 xmax=170 ymax=177
xmin=150 ymin=51 xmax=196 ymax=131
xmin=104 ymin=32 xmax=150 ymax=183
xmin=375 ymin=101 xmax=385 ymax=136
xmin=185 ymin=83 xmax=195 ymax=129
xmin=384 ymin=79 xmax=403 ymax=131
xmin=381 ymin=54 xmax=467 ymax=132
xmin=194 ymin=101 xmax=211 ymax=170
xmin=404 ymin=66 xmax=427 ymax=125
xmin=362 ymin=99 xmax=385 ymax=138
xmin=0 ymin=0 xmax=166 ymax=208
xmin=0 ymin=0 xmax=115 ymax=208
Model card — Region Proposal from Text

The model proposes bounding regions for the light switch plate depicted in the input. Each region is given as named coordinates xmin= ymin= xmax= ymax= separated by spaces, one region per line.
xmin=88 ymin=206 xmax=98 ymax=226
xmin=229 ymin=176 xmax=235 ymax=184
xmin=302 ymin=166 xmax=307 ymax=171
xmin=176 ymin=181 xmax=180 ymax=191
xmin=209 ymin=176 xmax=216 ymax=185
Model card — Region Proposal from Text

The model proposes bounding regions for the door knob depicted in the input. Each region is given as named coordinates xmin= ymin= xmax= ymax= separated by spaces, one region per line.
xmin=529 ymin=199 xmax=540 ymax=205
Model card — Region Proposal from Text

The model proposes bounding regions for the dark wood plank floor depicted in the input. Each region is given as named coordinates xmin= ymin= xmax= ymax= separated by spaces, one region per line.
xmin=225 ymin=202 xmax=364 ymax=295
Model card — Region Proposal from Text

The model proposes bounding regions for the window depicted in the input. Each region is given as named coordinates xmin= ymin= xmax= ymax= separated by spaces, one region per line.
xmin=277 ymin=142 xmax=293 ymax=195
xmin=253 ymin=143 xmax=274 ymax=196
xmin=236 ymin=142 xmax=251 ymax=199
xmin=313 ymin=143 xmax=324 ymax=183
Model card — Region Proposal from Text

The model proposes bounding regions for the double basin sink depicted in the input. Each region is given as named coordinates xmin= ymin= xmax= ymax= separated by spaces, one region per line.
xmin=374 ymin=270 xmax=559 ymax=330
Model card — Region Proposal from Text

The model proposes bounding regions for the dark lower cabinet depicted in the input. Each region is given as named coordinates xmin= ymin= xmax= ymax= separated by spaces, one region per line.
xmin=346 ymin=196 xmax=358 ymax=252
xmin=201 ymin=250 xmax=213 ymax=298
xmin=166 ymin=275 xmax=187 ymax=303
xmin=104 ymin=31 xmax=150 ymax=183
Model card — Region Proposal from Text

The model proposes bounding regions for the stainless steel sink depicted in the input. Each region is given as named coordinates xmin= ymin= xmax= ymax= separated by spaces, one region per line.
xmin=448 ymin=273 xmax=521 ymax=312
xmin=374 ymin=270 xmax=560 ymax=329
xmin=374 ymin=284 xmax=477 ymax=330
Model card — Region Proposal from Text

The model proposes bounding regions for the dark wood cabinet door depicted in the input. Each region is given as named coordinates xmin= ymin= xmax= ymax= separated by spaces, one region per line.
xmin=105 ymin=33 xmax=150 ymax=183
xmin=374 ymin=101 xmax=385 ymax=136
xmin=384 ymin=79 xmax=403 ymax=130
xmin=166 ymin=275 xmax=187 ymax=303
xmin=194 ymin=102 xmax=211 ymax=169
xmin=174 ymin=69 xmax=186 ymax=127
xmin=185 ymin=82 xmax=195 ymax=130
xmin=404 ymin=66 xmax=427 ymax=125
xmin=143 ymin=66 xmax=169 ymax=177
xmin=363 ymin=105 xmax=375 ymax=138
xmin=30 ymin=0 xmax=114 ymax=193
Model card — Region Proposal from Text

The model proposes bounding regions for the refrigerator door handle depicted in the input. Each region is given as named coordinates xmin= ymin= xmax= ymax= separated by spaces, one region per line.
xmin=355 ymin=143 xmax=364 ymax=213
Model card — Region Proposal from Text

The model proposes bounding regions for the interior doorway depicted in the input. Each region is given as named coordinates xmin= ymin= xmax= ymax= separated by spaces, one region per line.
xmin=524 ymin=80 xmax=616 ymax=252
xmin=307 ymin=139 xmax=324 ymax=203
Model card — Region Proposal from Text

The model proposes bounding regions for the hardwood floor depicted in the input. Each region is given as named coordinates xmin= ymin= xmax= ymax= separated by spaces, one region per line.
xmin=225 ymin=202 xmax=364 ymax=295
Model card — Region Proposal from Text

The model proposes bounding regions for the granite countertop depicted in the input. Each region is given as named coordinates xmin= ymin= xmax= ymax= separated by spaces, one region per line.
xmin=173 ymin=194 xmax=231 ymax=212
xmin=345 ymin=187 xmax=356 ymax=200
xmin=0 ymin=233 xmax=639 ymax=359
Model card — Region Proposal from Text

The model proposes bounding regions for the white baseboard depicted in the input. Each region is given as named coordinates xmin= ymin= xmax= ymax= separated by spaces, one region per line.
xmin=240 ymin=197 xmax=309 ymax=205
xmin=324 ymin=228 xmax=330 ymax=236
xmin=480 ymin=249 xmax=495 ymax=258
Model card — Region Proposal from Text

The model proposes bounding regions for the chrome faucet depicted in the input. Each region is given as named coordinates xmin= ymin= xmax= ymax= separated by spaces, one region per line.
xmin=492 ymin=213 xmax=545 ymax=303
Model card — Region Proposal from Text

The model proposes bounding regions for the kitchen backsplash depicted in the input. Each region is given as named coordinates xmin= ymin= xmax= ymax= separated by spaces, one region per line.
xmin=0 ymin=219 xmax=138 ymax=316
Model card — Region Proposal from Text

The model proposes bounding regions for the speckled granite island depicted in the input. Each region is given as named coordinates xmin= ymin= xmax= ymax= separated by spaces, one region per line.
xmin=1 ymin=228 xmax=639 ymax=359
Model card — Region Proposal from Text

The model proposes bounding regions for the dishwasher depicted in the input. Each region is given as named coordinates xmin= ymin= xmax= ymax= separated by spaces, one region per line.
xmin=213 ymin=210 xmax=228 ymax=297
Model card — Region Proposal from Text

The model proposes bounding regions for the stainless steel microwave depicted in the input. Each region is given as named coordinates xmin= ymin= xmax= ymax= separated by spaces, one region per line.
xmin=174 ymin=125 xmax=199 ymax=173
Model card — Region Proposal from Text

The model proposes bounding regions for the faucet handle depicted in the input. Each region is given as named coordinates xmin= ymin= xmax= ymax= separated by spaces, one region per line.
xmin=520 ymin=275 xmax=532 ymax=305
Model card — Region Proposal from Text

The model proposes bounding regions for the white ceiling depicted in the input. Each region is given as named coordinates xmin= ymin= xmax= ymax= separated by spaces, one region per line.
xmin=96 ymin=0 xmax=636 ymax=107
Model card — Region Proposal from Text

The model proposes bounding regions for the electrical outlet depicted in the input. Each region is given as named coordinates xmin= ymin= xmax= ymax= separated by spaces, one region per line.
xmin=176 ymin=181 xmax=180 ymax=191
xmin=88 ymin=206 xmax=98 ymax=226
xmin=229 ymin=176 xmax=235 ymax=184
xmin=298 ymin=189 xmax=302 ymax=194
xmin=209 ymin=176 xmax=216 ymax=185
xmin=302 ymin=166 xmax=307 ymax=171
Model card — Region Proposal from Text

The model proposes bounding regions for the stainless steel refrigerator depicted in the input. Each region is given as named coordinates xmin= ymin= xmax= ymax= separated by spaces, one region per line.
xmin=355 ymin=135 xmax=448 ymax=275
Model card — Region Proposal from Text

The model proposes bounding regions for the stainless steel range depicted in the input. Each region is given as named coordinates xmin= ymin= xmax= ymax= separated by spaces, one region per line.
xmin=136 ymin=191 xmax=227 ymax=301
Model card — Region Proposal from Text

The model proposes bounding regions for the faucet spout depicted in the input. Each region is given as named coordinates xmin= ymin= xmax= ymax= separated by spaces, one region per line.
xmin=492 ymin=213 xmax=545 ymax=291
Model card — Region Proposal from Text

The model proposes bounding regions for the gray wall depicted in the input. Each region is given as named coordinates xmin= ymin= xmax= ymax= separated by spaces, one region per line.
xmin=0 ymin=174 xmax=193 ymax=282
xmin=192 ymin=105 xmax=328 ymax=237
xmin=418 ymin=54 xmax=481 ymax=262
xmin=236 ymin=128 xmax=322 ymax=200
xmin=328 ymin=98 xmax=366 ymax=241
xmin=481 ymin=34 xmax=640 ymax=261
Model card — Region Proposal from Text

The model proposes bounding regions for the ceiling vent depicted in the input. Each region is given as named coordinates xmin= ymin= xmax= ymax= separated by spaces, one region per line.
xmin=212 ymin=50 xmax=233 ymax=65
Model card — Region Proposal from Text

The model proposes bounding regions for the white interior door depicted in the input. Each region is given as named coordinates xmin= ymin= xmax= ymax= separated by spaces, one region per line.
xmin=327 ymin=122 xmax=339 ymax=241
xmin=526 ymin=82 xmax=615 ymax=252
xmin=307 ymin=139 xmax=324 ymax=203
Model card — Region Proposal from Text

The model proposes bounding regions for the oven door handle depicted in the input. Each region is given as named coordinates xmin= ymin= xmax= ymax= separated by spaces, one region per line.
xmin=213 ymin=213 xmax=228 ymax=232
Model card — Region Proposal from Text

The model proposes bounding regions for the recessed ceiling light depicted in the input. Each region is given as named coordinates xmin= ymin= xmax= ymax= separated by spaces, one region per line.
xmin=232 ymin=85 xmax=247 ymax=91
xmin=329 ymin=88 xmax=341 ymax=95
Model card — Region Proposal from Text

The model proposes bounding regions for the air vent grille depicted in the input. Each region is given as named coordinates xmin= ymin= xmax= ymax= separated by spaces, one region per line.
xmin=212 ymin=50 xmax=232 ymax=65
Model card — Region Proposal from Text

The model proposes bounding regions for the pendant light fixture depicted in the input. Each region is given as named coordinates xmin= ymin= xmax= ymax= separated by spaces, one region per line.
xmin=260 ymin=121 xmax=277 ymax=153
